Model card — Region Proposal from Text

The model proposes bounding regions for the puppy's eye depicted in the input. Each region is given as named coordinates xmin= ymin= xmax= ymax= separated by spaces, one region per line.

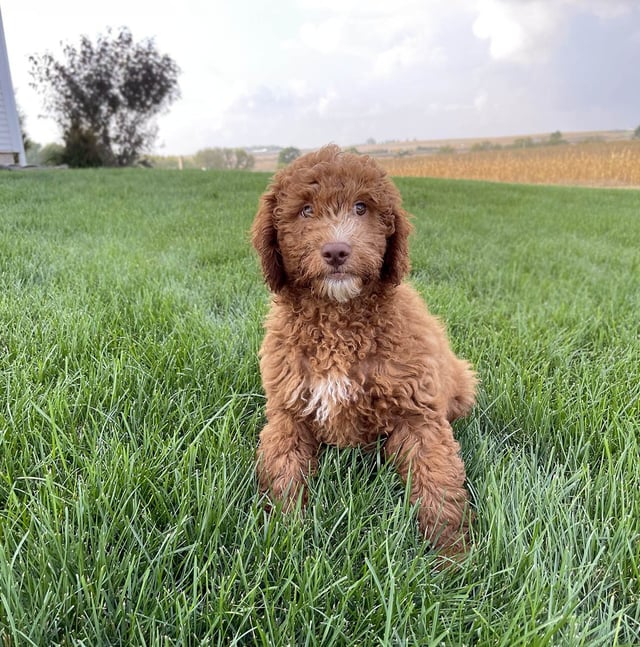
xmin=300 ymin=204 xmax=314 ymax=218
xmin=353 ymin=201 xmax=367 ymax=216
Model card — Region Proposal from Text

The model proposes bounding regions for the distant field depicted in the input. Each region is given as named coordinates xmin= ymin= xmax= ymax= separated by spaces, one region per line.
xmin=380 ymin=140 xmax=640 ymax=187
xmin=0 ymin=169 xmax=638 ymax=645
xmin=250 ymin=130 xmax=640 ymax=187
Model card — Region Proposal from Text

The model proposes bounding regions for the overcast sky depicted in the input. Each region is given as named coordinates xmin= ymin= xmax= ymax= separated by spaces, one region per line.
xmin=3 ymin=0 xmax=640 ymax=155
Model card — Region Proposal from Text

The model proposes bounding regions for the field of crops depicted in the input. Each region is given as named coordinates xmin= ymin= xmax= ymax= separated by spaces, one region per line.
xmin=379 ymin=140 xmax=640 ymax=186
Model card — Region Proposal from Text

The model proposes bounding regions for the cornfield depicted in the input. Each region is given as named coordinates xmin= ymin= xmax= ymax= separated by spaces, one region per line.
xmin=379 ymin=141 xmax=640 ymax=187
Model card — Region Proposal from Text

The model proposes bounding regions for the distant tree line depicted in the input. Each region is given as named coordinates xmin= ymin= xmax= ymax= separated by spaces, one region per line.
xmin=277 ymin=147 xmax=301 ymax=166
xmin=193 ymin=148 xmax=255 ymax=170
xmin=425 ymin=132 xmax=570 ymax=157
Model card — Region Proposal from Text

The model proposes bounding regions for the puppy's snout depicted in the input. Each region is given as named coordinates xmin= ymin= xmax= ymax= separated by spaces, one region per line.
xmin=321 ymin=242 xmax=352 ymax=268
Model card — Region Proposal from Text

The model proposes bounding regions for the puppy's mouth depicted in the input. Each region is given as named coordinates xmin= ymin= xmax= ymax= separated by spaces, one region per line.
xmin=325 ymin=269 xmax=352 ymax=281
xmin=317 ymin=273 xmax=363 ymax=302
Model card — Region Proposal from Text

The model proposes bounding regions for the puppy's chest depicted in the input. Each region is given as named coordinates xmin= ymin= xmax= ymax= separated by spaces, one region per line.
xmin=288 ymin=336 xmax=386 ymax=445
xmin=289 ymin=371 xmax=376 ymax=446
xmin=299 ymin=373 xmax=361 ymax=424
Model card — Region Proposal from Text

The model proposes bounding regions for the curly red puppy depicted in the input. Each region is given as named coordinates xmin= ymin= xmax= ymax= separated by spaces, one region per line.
xmin=252 ymin=145 xmax=476 ymax=553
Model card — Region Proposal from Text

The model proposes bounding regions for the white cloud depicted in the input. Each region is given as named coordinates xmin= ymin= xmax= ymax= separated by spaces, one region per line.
xmin=474 ymin=91 xmax=489 ymax=111
xmin=286 ymin=1 xmax=457 ymax=79
xmin=566 ymin=0 xmax=636 ymax=19
xmin=297 ymin=19 xmax=345 ymax=55
xmin=296 ymin=0 xmax=446 ymax=15
xmin=372 ymin=36 xmax=422 ymax=77
xmin=472 ymin=0 xmax=558 ymax=63
xmin=472 ymin=0 xmax=638 ymax=65
xmin=317 ymin=89 xmax=338 ymax=116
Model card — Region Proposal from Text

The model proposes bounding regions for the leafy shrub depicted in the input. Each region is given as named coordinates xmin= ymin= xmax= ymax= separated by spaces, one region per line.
xmin=39 ymin=143 xmax=66 ymax=166
xmin=62 ymin=124 xmax=104 ymax=167
xmin=277 ymin=147 xmax=301 ymax=166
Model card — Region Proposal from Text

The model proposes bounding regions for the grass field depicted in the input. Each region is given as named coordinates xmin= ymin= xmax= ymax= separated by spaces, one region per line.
xmin=0 ymin=168 xmax=638 ymax=645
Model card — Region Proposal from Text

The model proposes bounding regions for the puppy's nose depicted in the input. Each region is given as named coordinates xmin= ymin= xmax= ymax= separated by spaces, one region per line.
xmin=321 ymin=242 xmax=352 ymax=268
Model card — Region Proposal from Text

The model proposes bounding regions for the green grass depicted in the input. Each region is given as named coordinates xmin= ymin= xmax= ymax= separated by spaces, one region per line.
xmin=0 ymin=168 xmax=638 ymax=646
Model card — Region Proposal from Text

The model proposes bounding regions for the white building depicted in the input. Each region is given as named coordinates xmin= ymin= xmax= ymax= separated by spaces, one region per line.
xmin=0 ymin=8 xmax=26 ymax=166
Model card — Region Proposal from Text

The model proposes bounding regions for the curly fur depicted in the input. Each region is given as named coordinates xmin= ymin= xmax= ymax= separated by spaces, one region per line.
xmin=251 ymin=145 xmax=477 ymax=553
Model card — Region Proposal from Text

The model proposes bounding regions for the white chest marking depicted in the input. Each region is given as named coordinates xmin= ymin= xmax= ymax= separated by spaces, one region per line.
xmin=302 ymin=375 xmax=357 ymax=424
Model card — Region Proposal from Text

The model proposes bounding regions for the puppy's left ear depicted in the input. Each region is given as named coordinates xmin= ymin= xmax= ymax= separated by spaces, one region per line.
xmin=381 ymin=207 xmax=413 ymax=285
xmin=251 ymin=189 xmax=286 ymax=293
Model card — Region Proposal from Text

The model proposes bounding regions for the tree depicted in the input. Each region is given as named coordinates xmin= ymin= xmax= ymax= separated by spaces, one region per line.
xmin=39 ymin=142 xmax=66 ymax=166
xmin=548 ymin=131 xmax=566 ymax=146
xmin=193 ymin=147 xmax=255 ymax=170
xmin=278 ymin=146 xmax=301 ymax=167
xmin=25 ymin=141 xmax=42 ymax=165
xmin=470 ymin=140 xmax=496 ymax=152
xmin=194 ymin=147 xmax=225 ymax=169
xmin=513 ymin=137 xmax=535 ymax=149
xmin=17 ymin=105 xmax=33 ymax=153
xmin=233 ymin=148 xmax=255 ymax=170
xmin=63 ymin=124 xmax=103 ymax=167
xmin=29 ymin=27 xmax=180 ymax=167
xmin=633 ymin=125 xmax=640 ymax=139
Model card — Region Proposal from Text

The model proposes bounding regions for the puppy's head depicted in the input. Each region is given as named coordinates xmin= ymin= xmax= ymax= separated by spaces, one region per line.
xmin=251 ymin=145 xmax=412 ymax=301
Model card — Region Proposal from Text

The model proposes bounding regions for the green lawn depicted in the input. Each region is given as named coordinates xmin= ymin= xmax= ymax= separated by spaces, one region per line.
xmin=0 ymin=168 xmax=638 ymax=646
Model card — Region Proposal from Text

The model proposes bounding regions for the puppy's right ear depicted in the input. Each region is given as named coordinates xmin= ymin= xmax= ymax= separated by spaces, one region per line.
xmin=251 ymin=189 xmax=286 ymax=293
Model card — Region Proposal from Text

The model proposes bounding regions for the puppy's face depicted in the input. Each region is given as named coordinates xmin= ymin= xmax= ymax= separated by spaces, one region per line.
xmin=272 ymin=162 xmax=394 ymax=303
xmin=252 ymin=145 xmax=412 ymax=301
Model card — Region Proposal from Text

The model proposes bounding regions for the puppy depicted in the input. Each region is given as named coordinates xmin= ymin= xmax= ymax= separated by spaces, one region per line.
xmin=251 ymin=145 xmax=476 ymax=552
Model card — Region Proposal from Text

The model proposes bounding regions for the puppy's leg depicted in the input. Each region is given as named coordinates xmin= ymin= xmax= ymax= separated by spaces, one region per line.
xmin=256 ymin=410 xmax=319 ymax=510
xmin=446 ymin=358 xmax=477 ymax=423
xmin=385 ymin=415 xmax=470 ymax=554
